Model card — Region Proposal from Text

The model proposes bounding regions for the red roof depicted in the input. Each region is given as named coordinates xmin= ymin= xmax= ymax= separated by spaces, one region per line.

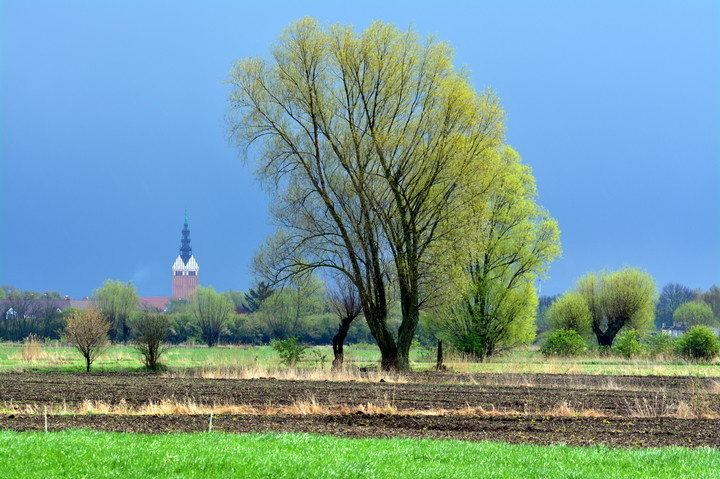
xmin=139 ymin=297 xmax=172 ymax=311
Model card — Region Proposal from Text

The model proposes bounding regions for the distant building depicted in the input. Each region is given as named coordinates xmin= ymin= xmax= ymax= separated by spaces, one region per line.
xmin=662 ymin=322 xmax=688 ymax=337
xmin=171 ymin=214 xmax=199 ymax=299
xmin=1 ymin=216 xmax=197 ymax=324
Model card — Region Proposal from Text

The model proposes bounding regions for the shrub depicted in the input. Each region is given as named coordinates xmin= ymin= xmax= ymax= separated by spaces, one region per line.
xmin=613 ymin=329 xmax=643 ymax=359
xmin=675 ymin=326 xmax=720 ymax=361
xmin=272 ymin=337 xmax=306 ymax=367
xmin=540 ymin=329 xmax=587 ymax=357
xmin=132 ymin=310 xmax=171 ymax=371
xmin=645 ymin=333 xmax=676 ymax=359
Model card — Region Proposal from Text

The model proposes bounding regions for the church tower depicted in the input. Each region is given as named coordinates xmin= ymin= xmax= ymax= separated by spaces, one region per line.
xmin=172 ymin=213 xmax=199 ymax=299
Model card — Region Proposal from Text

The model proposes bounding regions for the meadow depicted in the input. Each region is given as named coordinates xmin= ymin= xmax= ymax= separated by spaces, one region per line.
xmin=3 ymin=341 xmax=720 ymax=377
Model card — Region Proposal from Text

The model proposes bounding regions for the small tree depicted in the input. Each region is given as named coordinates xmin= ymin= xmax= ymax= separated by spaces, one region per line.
xmin=93 ymin=279 xmax=139 ymax=342
xmin=272 ymin=337 xmax=306 ymax=367
xmin=675 ymin=326 xmax=720 ymax=361
xmin=328 ymin=279 xmax=362 ymax=369
xmin=132 ymin=309 xmax=171 ymax=370
xmin=63 ymin=306 xmax=111 ymax=372
xmin=189 ymin=286 xmax=234 ymax=347
xmin=577 ymin=268 xmax=656 ymax=347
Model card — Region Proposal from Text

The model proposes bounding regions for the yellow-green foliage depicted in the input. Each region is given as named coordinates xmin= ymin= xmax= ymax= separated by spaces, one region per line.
xmin=547 ymin=292 xmax=593 ymax=339
xmin=673 ymin=302 xmax=717 ymax=327
xmin=434 ymin=147 xmax=561 ymax=358
xmin=575 ymin=267 xmax=657 ymax=347
xmin=228 ymin=17 xmax=512 ymax=369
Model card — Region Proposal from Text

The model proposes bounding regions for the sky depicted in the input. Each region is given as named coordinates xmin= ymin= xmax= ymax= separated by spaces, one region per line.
xmin=1 ymin=1 xmax=718 ymax=299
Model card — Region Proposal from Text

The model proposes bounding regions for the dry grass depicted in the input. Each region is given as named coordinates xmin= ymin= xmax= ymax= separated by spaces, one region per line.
xmin=624 ymin=396 xmax=674 ymax=418
xmin=15 ymin=336 xmax=48 ymax=363
xmin=0 ymin=395 xmax=691 ymax=419
xmin=163 ymin=365 xmax=408 ymax=383
xmin=543 ymin=401 xmax=603 ymax=418
xmin=709 ymin=380 xmax=720 ymax=394
xmin=674 ymin=400 xmax=719 ymax=419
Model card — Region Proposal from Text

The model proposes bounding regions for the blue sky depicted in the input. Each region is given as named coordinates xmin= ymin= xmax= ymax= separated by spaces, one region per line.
xmin=1 ymin=1 xmax=718 ymax=299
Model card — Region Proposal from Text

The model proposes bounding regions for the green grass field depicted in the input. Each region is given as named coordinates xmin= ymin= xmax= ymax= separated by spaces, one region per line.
xmin=2 ymin=342 xmax=720 ymax=377
xmin=1 ymin=431 xmax=718 ymax=479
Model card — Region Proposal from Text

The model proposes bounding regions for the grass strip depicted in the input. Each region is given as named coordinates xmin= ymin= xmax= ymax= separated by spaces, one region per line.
xmin=1 ymin=430 xmax=719 ymax=478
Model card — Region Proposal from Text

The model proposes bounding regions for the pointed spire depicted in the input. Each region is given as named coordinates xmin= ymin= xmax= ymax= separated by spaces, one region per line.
xmin=179 ymin=213 xmax=192 ymax=264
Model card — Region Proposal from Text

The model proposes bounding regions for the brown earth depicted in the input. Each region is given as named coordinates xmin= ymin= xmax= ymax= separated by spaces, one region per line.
xmin=1 ymin=372 xmax=719 ymax=447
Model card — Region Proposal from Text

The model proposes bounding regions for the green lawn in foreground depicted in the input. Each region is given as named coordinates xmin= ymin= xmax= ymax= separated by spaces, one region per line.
xmin=0 ymin=431 xmax=718 ymax=479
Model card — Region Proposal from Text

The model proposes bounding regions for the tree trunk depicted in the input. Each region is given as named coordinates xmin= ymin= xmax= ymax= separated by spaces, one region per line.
xmin=596 ymin=332 xmax=615 ymax=347
xmin=380 ymin=348 xmax=399 ymax=371
xmin=435 ymin=340 xmax=444 ymax=370
xmin=332 ymin=319 xmax=352 ymax=369
xmin=85 ymin=356 xmax=91 ymax=372
xmin=594 ymin=317 xmax=625 ymax=347
xmin=363 ymin=305 xmax=400 ymax=371
xmin=395 ymin=281 xmax=420 ymax=371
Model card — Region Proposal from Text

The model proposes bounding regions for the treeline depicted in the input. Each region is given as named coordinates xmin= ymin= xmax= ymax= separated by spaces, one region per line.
xmin=0 ymin=286 xmax=65 ymax=341
xmin=533 ymin=271 xmax=720 ymax=356
xmin=0 ymin=281 xmax=383 ymax=346
xmin=537 ymin=281 xmax=720 ymax=338
xmin=3 ymin=279 xmax=718 ymax=352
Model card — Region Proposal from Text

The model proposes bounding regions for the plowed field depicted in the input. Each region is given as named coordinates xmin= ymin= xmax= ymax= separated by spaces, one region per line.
xmin=2 ymin=372 xmax=719 ymax=447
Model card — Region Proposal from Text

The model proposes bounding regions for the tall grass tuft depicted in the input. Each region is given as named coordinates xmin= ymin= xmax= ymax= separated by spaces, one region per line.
xmin=20 ymin=335 xmax=47 ymax=363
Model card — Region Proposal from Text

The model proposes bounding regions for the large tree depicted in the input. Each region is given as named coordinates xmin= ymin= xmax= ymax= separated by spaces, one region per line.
xmin=577 ymin=268 xmax=656 ymax=347
xmin=228 ymin=18 xmax=505 ymax=369
xmin=93 ymin=280 xmax=139 ymax=342
xmin=434 ymin=147 xmax=560 ymax=359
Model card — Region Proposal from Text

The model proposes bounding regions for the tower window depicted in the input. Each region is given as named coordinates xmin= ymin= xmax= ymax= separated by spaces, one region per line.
xmin=175 ymin=271 xmax=183 ymax=276
xmin=189 ymin=271 xmax=196 ymax=276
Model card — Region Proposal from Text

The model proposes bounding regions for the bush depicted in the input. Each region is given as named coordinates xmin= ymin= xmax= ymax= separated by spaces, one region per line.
xmin=272 ymin=337 xmax=306 ymax=367
xmin=132 ymin=310 xmax=171 ymax=371
xmin=675 ymin=326 xmax=720 ymax=361
xmin=540 ymin=329 xmax=587 ymax=357
xmin=546 ymin=292 xmax=592 ymax=338
xmin=645 ymin=333 xmax=675 ymax=359
xmin=613 ymin=329 xmax=643 ymax=359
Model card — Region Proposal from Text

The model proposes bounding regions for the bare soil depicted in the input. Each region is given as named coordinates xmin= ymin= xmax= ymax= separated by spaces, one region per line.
xmin=1 ymin=372 xmax=719 ymax=448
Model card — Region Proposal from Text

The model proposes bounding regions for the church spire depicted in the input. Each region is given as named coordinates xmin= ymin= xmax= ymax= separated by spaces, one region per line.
xmin=179 ymin=213 xmax=192 ymax=264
